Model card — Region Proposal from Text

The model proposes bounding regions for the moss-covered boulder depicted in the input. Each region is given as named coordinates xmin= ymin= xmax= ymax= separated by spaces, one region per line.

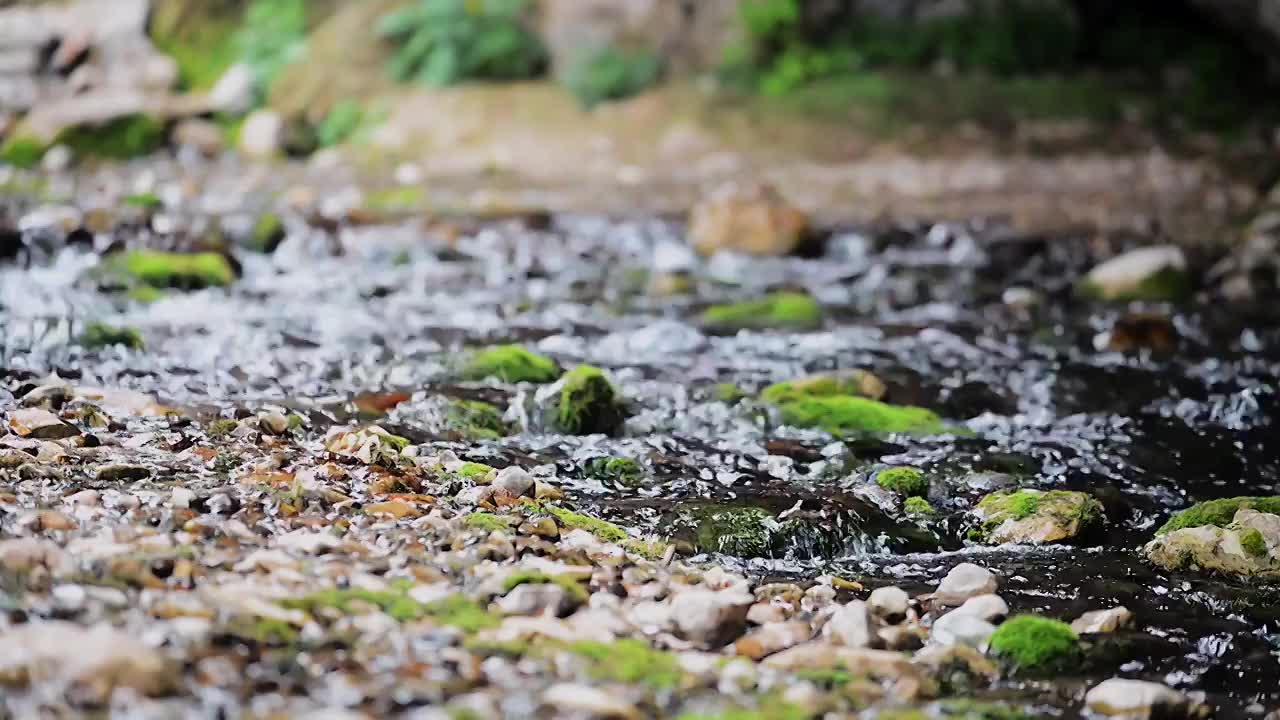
xmin=700 ymin=291 xmax=822 ymax=333
xmin=96 ymin=250 xmax=236 ymax=291
xmin=988 ymin=614 xmax=1079 ymax=673
xmin=551 ymin=365 xmax=628 ymax=435
xmin=969 ymin=489 xmax=1103 ymax=545
xmin=445 ymin=399 xmax=510 ymax=439
xmin=760 ymin=369 xmax=886 ymax=404
xmin=876 ymin=466 xmax=928 ymax=498
xmin=462 ymin=345 xmax=561 ymax=384
xmin=1145 ymin=503 xmax=1280 ymax=578
xmin=778 ymin=396 xmax=944 ymax=436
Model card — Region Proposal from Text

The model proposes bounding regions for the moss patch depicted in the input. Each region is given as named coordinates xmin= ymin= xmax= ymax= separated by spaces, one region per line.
xmin=695 ymin=506 xmax=776 ymax=557
xmin=80 ymin=323 xmax=144 ymax=350
xmin=585 ymin=457 xmax=644 ymax=488
xmin=567 ymin=638 xmax=682 ymax=688
xmin=248 ymin=212 xmax=285 ymax=253
xmin=206 ymin=418 xmax=240 ymax=438
xmin=0 ymin=135 xmax=47 ymax=169
xmin=99 ymin=250 xmax=235 ymax=290
xmin=446 ymin=399 xmax=510 ymax=439
xmin=461 ymin=345 xmax=560 ymax=384
xmin=988 ymin=614 xmax=1078 ymax=672
xmin=760 ymin=370 xmax=883 ymax=404
xmin=56 ymin=115 xmax=166 ymax=160
xmin=1077 ymin=266 xmax=1192 ymax=303
xmin=463 ymin=512 xmax=512 ymax=533
xmin=904 ymin=496 xmax=936 ymax=518
xmin=701 ymin=292 xmax=822 ymax=333
xmin=501 ymin=570 xmax=589 ymax=605
xmin=282 ymin=587 xmax=498 ymax=632
xmin=124 ymin=192 xmax=163 ymax=210
xmin=876 ymin=466 xmax=927 ymax=497
xmin=779 ymin=396 xmax=943 ymax=436
xmin=1238 ymin=526 xmax=1269 ymax=558
xmin=971 ymin=489 xmax=1102 ymax=545
xmin=454 ymin=462 xmax=496 ymax=481
xmin=555 ymin=365 xmax=628 ymax=436
xmin=1157 ymin=497 xmax=1280 ymax=535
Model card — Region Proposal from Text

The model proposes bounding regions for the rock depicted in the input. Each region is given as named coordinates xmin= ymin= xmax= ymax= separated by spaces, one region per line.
xmin=689 ymin=182 xmax=810 ymax=257
xmin=930 ymin=610 xmax=996 ymax=648
xmin=238 ymin=110 xmax=283 ymax=159
xmin=365 ymin=499 xmax=423 ymax=519
xmin=0 ymin=622 xmax=173 ymax=702
xmin=258 ymin=410 xmax=290 ymax=435
xmin=970 ymin=489 xmax=1103 ymax=545
xmin=41 ymin=144 xmax=72 ymax=172
xmin=172 ymin=118 xmax=224 ymax=157
xmin=209 ymin=64 xmax=256 ymax=115
xmin=94 ymin=461 xmax=151 ymax=482
xmin=1085 ymin=678 xmax=1190 ymax=718
xmin=760 ymin=369 xmax=887 ymax=404
xmin=950 ymin=594 xmax=1009 ymax=623
xmin=492 ymin=466 xmax=535 ymax=497
xmin=1144 ymin=508 xmax=1280 ymax=578
xmin=1072 ymin=606 xmax=1133 ymax=635
xmin=496 ymin=583 xmax=576 ymax=617
xmin=543 ymin=683 xmax=639 ymax=719
xmin=1078 ymin=245 xmax=1190 ymax=302
xmin=7 ymin=408 xmax=78 ymax=439
xmin=933 ymin=563 xmax=998 ymax=606
xmin=763 ymin=643 xmax=923 ymax=687
xmin=669 ymin=588 xmax=753 ymax=647
xmin=867 ymin=586 xmax=910 ymax=622
xmin=1105 ymin=312 xmax=1179 ymax=354
xmin=0 ymin=537 xmax=66 ymax=573
xmin=734 ymin=621 xmax=813 ymax=660
xmin=823 ymin=600 xmax=872 ymax=648
xmin=140 ymin=54 xmax=180 ymax=93
xmin=546 ymin=365 xmax=629 ymax=436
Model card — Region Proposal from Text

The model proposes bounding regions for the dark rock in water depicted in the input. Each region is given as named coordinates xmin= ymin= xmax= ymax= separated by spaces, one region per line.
xmin=0 ymin=223 xmax=24 ymax=263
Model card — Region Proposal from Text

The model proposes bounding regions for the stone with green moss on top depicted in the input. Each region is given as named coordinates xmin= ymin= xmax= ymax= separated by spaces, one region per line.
xmin=97 ymin=250 xmax=236 ymax=291
xmin=0 ymin=135 xmax=47 ymax=169
xmin=501 ymin=569 xmax=589 ymax=605
xmin=778 ymin=396 xmax=944 ymax=436
xmin=80 ymin=323 xmax=144 ymax=350
xmin=461 ymin=345 xmax=560 ymax=384
xmin=760 ymin=369 xmax=886 ymax=405
xmin=876 ymin=466 xmax=928 ymax=497
xmin=970 ymin=489 xmax=1102 ymax=545
xmin=56 ymin=114 xmax=166 ymax=160
xmin=247 ymin=211 xmax=285 ymax=253
xmin=568 ymin=638 xmax=683 ymax=688
xmin=988 ymin=614 xmax=1079 ymax=672
xmin=693 ymin=506 xmax=777 ymax=557
xmin=554 ymin=364 xmax=628 ymax=435
xmin=281 ymin=587 xmax=498 ymax=632
xmin=454 ymin=461 xmax=496 ymax=481
xmin=1145 ymin=505 xmax=1280 ymax=578
xmin=700 ymin=291 xmax=822 ymax=333
xmin=1076 ymin=245 xmax=1191 ymax=302
xmin=205 ymin=418 xmax=240 ymax=438
xmin=585 ymin=456 xmax=644 ymax=488
xmin=445 ymin=399 xmax=510 ymax=439
xmin=463 ymin=512 xmax=513 ymax=533
xmin=904 ymin=496 xmax=936 ymax=519
xmin=1155 ymin=496 xmax=1280 ymax=535
xmin=521 ymin=500 xmax=666 ymax=559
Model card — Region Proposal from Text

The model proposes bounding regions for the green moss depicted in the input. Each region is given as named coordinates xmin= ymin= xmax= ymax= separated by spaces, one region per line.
xmin=364 ymin=185 xmax=427 ymax=213
xmin=1156 ymin=497 xmax=1280 ymax=535
xmin=712 ymin=383 xmax=747 ymax=403
xmin=988 ymin=614 xmax=1079 ymax=672
xmin=568 ymin=638 xmax=682 ymax=688
xmin=524 ymin=500 xmax=627 ymax=543
xmin=971 ymin=489 xmax=1102 ymax=544
xmin=463 ymin=512 xmax=513 ymax=532
xmin=876 ymin=467 xmax=928 ymax=497
xmin=369 ymin=427 xmax=411 ymax=451
xmin=564 ymin=46 xmax=663 ymax=108
xmin=937 ymin=699 xmax=1032 ymax=720
xmin=585 ymin=457 xmax=644 ymax=487
xmin=225 ymin=616 xmax=299 ymax=646
xmin=555 ymin=365 xmax=627 ymax=435
xmin=281 ymin=587 xmax=497 ymax=631
xmin=461 ymin=345 xmax=561 ymax=384
xmin=420 ymin=594 xmax=501 ymax=633
xmin=127 ymin=286 xmax=166 ymax=304
xmin=779 ymin=396 xmax=943 ymax=436
xmin=977 ymin=489 xmax=1042 ymax=521
xmin=792 ymin=666 xmax=854 ymax=687
xmin=1077 ymin=266 xmax=1192 ymax=303
xmin=1238 ymin=527 xmax=1269 ymax=558
xmin=80 ymin=323 xmax=144 ymax=350
xmin=875 ymin=711 xmax=929 ymax=720
xmin=760 ymin=370 xmax=881 ymax=405
xmin=903 ymin=496 xmax=936 ymax=518
xmin=701 ymin=292 xmax=822 ymax=333
xmin=455 ymin=462 xmax=496 ymax=480
xmin=124 ymin=192 xmax=163 ymax=210
xmin=446 ymin=399 xmax=510 ymax=439
xmin=150 ymin=0 xmax=242 ymax=91
xmin=101 ymin=250 xmax=235 ymax=290
xmin=248 ymin=212 xmax=285 ymax=253
xmin=501 ymin=570 xmax=589 ymax=604
xmin=0 ymin=135 xmax=47 ymax=169
xmin=695 ymin=506 xmax=776 ymax=557
xmin=56 ymin=115 xmax=165 ymax=160
xmin=317 ymin=99 xmax=364 ymax=147
xmin=622 ymin=538 xmax=669 ymax=561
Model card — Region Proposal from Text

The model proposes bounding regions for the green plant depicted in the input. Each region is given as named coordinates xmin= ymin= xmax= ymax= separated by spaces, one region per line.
xmin=377 ymin=0 xmax=547 ymax=86
xmin=555 ymin=365 xmax=627 ymax=435
xmin=235 ymin=0 xmax=308 ymax=95
xmin=56 ymin=115 xmax=165 ymax=160
xmin=564 ymin=47 xmax=662 ymax=108
xmin=0 ymin=135 xmax=47 ymax=168
xmin=988 ymin=614 xmax=1079 ymax=671
xmin=461 ymin=345 xmax=560 ymax=383
xmin=316 ymin=100 xmax=363 ymax=147
xmin=876 ymin=466 xmax=928 ymax=497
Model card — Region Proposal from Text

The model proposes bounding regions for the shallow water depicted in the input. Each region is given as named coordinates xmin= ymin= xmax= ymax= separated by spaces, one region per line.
xmin=3 ymin=187 xmax=1280 ymax=716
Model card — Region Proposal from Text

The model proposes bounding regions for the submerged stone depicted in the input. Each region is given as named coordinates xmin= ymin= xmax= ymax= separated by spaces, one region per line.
xmin=778 ymin=396 xmax=944 ymax=436
xmin=446 ymin=399 xmax=511 ymax=439
xmin=462 ymin=345 xmax=561 ymax=384
xmin=700 ymin=291 xmax=822 ymax=333
xmin=969 ymin=489 xmax=1103 ymax=545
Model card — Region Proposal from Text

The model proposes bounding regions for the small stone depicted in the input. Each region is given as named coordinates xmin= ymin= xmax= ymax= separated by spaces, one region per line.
xmin=210 ymin=64 xmax=256 ymax=115
xmin=930 ymin=610 xmax=996 ymax=648
xmin=867 ymin=586 xmax=910 ymax=622
xmin=802 ymin=584 xmax=837 ymax=612
xmin=689 ymin=182 xmax=809 ymax=257
xmin=933 ymin=563 xmax=998 ymax=606
xmin=35 ymin=510 xmax=76 ymax=531
xmin=670 ymin=589 xmax=754 ymax=647
xmin=0 ymin=622 xmax=173 ymax=702
xmin=492 ymin=466 xmax=535 ymax=497
xmin=1072 ymin=606 xmax=1133 ymax=635
xmin=823 ymin=600 xmax=872 ymax=648
xmin=497 ymin=583 xmax=577 ymax=617
xmin=1085 ymin=678 xmax=1190 ymax=718
xmin=52 ymin=584 xmax=87 ymax=613
xmin=239 ymin=110 xmax=283 ymax=159
xmin=365 ymin=499 xmax=423 ymax=519
xmin=173 ymin=118 xmax=224 ymax=157
xmin=94 ymin=463 xmax=150 ymax=482
xmin=7 ymin=408 xmax=78 ymax=439
xmin=0 ymin=538 xmax=66 ymax=573
xmin=950 ymin=594 xmax=1009 ymax=623
xmin=734 ymin=621 xmax=813 ymax=660
xmin=66 ymin=489 xmax=101 ymax=506
xmin=259 ymin=411 xmax=290 ymax=435
xmin=543 ymin=683 xmax=639 ymax=719
xmin=1079 ymin=245 xmax=1189 ymax=302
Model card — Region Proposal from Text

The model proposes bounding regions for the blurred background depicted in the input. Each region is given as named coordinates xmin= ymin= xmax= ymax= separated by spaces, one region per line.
xmin=1 ymin=0 xmax=1279 ymax=244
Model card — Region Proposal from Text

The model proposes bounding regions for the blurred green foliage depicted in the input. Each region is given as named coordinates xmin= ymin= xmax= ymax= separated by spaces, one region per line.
xmin=564 ymin=47 xmax=663 ymax=108
xmin=377 ymin=0 xmax=547 ymax=86
xmin=235 ymin=0 xmax=308 ymax=95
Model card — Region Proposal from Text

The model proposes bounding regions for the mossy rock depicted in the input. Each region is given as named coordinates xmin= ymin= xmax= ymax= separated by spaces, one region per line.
xmin=1077 ymin=266 xmax=1192 ymax=303
xmin=97 ymin=250 xmax=236 ymax=291
xmin=876 ymin=466 xmax=928 ymax=497
xmin=80 ymin=323 xmax=144 ymax=350
xmin=123 ymin=192 xmax=163 ymax=211
xmin=281 ymin=586 xmax=498 ymax=632
xmin=1156 ymin=497 xmax=1280 ymax=535
xmin=56 ymin=115 xmax=166 ymax=160
xmin=903 ymin=496 xmax=936 ymax=519
xmin=461 ymin=345 xmax=561 ymax=384
xmin=970 ymin=489 xmax=1103 ymax=545
xmin=694 ymin=506 xmax=777 ymax=557
xmin=700 ymin=291 xmax=822 ymax=333
xmin=453 ymin=461 xmax=496 ymax=481
xmin=553 ymin=365 xmax=628 ymax=436
xmin=445 ymin=399 xmax=510 ymax=439
xmin=760 ymin=369 xmax=886 ymax=404
xmin=567 ymin=638 xmax=683 ymax=688
xmin=247 ymin=212 xmax=285 ymax=253
xmin=0 ymin=135 xmax=48 ymax=169
xmin=988 ymin=614 xmax=1079 ymax=673
xmin=778 ymin=396 xmax=944 ymax=436
xmin=521 ymin=500 xmax=666 ymax=559
xmin=501 ymin=570 xmax=589 ymax=605
xmin=585 ymin=456 xmax=644 ymax=488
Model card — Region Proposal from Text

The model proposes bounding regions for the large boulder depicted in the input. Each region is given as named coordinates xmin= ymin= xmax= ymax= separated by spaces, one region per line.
xmin=969 ymin=489 xmax=1103 ymax=545
xmin=1144 ymin=508 xmax=1280 ymax=578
